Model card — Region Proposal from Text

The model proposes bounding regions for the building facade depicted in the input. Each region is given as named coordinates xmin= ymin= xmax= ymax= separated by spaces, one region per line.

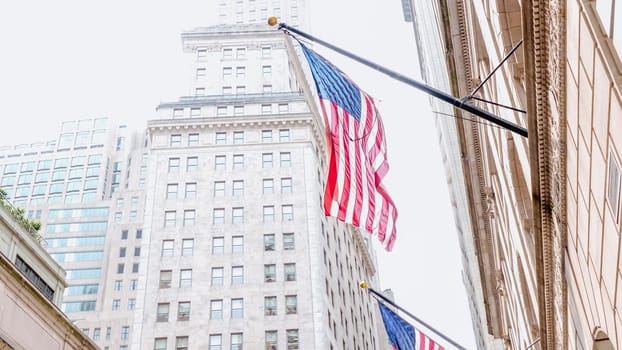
xmin=0 ymin=189 xmax=98 ymax=349
xmin=0 ymin=2 xmax=387 ymax=349
xmin=409 ymin=0 xmax=622 ymax=349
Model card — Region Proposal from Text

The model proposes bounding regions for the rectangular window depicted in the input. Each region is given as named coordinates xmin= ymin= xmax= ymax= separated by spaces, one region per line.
xmin=159 ymin=270 xmax=172 ymax=289
xmin=121 ymin=326 xmax=130 ymax=340
xmin=195 ymin=87 xmax=205 ymax=96
xmin=234 ymin=105 xmax=244 ymax=115
xmin=282 ymin=204 xmax=294 ymax=221
xmin=262 ymin=130 xmax=272 ymax=143
xmin=280 ymin=152 xmax=291 ymax=167
xmin=128 ymin=298 xmax=136 ymax=310
xmin=188 ymin=133 xmax=199 ymax=146
xmin=236 ymin=85 xmax=246 ymax=94
xmin=114 ymin=280 xmax=122 ymax=291
xmin=119 ymin=247 xmax=127 ymax=258
xmin=232 ymin=207 xmax=244 ymax=224
xmin=262 ymin=153 xmax=273 ymax=168
xmin=607 ymin=152 xmax=621 ymax=222
xmin=178 ymin=301 xmax=191 ymax=321
xmin=191 ymin=107 xmax=201 ymax=118
xmin=264 ymin=296 xmax=277 ymax=315
xmin=264 ymin=234 xmax=275 ymax=251
xmin=233 ymin=154 xmax=244 ymax=169
xmin=170 ymin=134 xmax=182 ymax=147
xmin=279 ymin=129 xmax=290 ymax=141
xmin=263 ymin=84 xmax=272 ymax=93
xmin=179 ymin=269 xmax=192 ymax=287
xmin=286 ymin=295 xmax=298 ymax=314
xmin=167 ymin=183 xmax=178 ymax=199
xmin=132 ymin=263 xmax=139 ymax=273
xmin=284 ymin=263 xmax=296 ymax=281
xmin=286 ymin=329 xmax=299 ymax=349
xmin=197 ymin=49 xmax=207 ymax=59
xmin=223 ymin=48 xmax=233 ymax=59
xmin=233 ymin=131 xmax=244 ymax=144
xmin=134 ymin=247 xmax=140 ymax=257
xmin=264 ymin=264 xmax=276 ymax=282
xmin=215 ymin=132 xmax=226 ymax=145
xmin=262 ymin=65 xmax=272 ymax=77
xmin=209 ymin=334 xmax=222 ymax=350
xmin=236 ymin=48 xmax=246 ymax=59
xmin=183 ymin=209 xmax=196 ymax=226
xmin=185 ymin=182 xmax=197 ymax=198
xmin=157 ymin=303 xmax=170 ymax=322
xmin=196 ymin=68 xmax=206 ymax=78
xmin=173 ymin=108 xmax=184 ymax=118
xmin=162 ymin=240 xmax=174 ymax=257
xmin=261 ymin=104 xmax=272 ymax=114
xmin=215 ymin=155 xmax=226 ymax=170
xmin=214 ymin=181 xmax=225 ymax=197
xmin=182 ymin=239 xmax=194 ymax=256
xmin=232 ymin=265 xmax=244 ymax=284
xmin=212 ymin=237 xmax=224 ymax=254
xmin=213 ymin=208 xmax=225 ymax=224
xmin=261 ymin=46 xmax=271 ymax=57
xmin=283 ymin=233 xmax=295 ymax=250
xmin=186 ymin=156 xmax=198 ymax=171
xmin=130 ymin=279 xmax=138 ymax=290
xmin=117 ymin=263 xmax=125 ymax=274
xmin=232 ymin=235 xmax=244 ymax=253
xmin=93 ymin=328 xmax=101 ymax=341
xmin=263 ymin=178 xmax=274 ymax=194
xmin=278 ymin=103 xmax=289 ymax=114
xmin=176 ymin=336 xmax=189 ymax=350
xmin=231 ymin=333 xmax=243 ymax=350
xmin=155 ymin=338 xmax=167 ymax=350
xmin=217 ymin=106 xmax=228 ymax=116
xmin=263 ymin=206 xmax=275 ymax=222
xmin=236 ymin=66 xmax=245 ymax=78
xmin=112 ymin=299 xmax=121 ymax=311
xmin=231 ymin=298 xmax=244 ymax=319
xmin=265 ymin=331 xmax=277 ymax=349
xmin=164 ymin=211 xmax=176 ymax=227
xmin=210 ymin=299 xmax=223 ymax=319
xmin=281 ymin=177 xmax=292 ymax=193
xmin=211 ymin=267 xmax=224 ymax=286
xmin=168 ymin=158 xmax=180 ymax=173
xmin=222 ymin=86 xmax=232 ymax=95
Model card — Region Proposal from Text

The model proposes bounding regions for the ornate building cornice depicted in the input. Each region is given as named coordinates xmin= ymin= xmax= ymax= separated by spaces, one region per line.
xmin=523 ymin=0 xmax=568 ymax=348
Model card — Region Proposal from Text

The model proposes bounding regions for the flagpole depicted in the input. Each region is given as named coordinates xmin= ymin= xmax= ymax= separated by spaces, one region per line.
xmin=360 ymin=282 xmax=467 ymax=350
xmin=268 ymin=18 xmax=528 ymax=138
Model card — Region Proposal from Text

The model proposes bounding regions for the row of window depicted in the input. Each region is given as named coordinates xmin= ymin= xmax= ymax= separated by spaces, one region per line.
xmin=1 ymin=166 xmax=100 ymax=186
xmin=168 ymin=129 xmax=290 ymax=147
xmin=158 ymin=233 xmax=295 ymax=257
xmin=1 ymin=155 xmax=103 ymax=174
xmin=162 ymin=204 xmax=295 ymax=226
xmin=166 ymin=177 xmax=293 ymax=199
xmin=158 ymin=263 xmax=296 ymax=288
xmin=111 ymin=298 xmax=136 ymax=311
xmin=165 ymin=152 xmax=292 ymax=173
xmin=154 ymin=330 xmax=299 ymax=350
xmin=171 ymin=102 xmax=290 ymax=118
xmin=194 ymin=83 xmax=277 ymax=97
xmin=4 ymin=192 xmax=100 ymax=206
xmin=85 ymin=325 xmax=130 ymax=342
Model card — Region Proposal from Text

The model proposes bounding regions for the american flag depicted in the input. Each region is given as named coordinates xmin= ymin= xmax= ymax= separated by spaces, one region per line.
xmin=300 ymin=43 xmax=398 ymax=251
xmin=378 ymin=302 xmax=445 ymax=350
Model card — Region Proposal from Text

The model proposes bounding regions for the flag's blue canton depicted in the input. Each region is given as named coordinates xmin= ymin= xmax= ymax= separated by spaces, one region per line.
xmin=378 ymin=302 xmax=417 ymax=350
xmin=301 ymin=44 xmax=362 ymax=121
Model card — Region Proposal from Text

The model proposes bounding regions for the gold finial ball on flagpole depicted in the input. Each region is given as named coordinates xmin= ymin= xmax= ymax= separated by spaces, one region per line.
xmin=267 ymin=16 xmax=278 ymax=26
xmin=359 ymin=281 xmax=368 ymax=289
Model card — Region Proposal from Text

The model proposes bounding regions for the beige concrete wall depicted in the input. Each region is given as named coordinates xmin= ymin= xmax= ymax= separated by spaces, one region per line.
xmin=566 ymin=1 xmax=622 ymax=348
xmin=0 ymin=254 xmax=98 ymax=350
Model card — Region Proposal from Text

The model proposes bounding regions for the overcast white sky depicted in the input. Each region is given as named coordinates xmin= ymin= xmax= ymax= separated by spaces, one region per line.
xmin=0 ymin=1 xmax=476 ymax=348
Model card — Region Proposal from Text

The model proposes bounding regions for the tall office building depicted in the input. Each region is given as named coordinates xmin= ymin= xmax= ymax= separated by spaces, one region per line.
xmin=407 ymin=0 xmax=622 ymax=349
xmin=0 ymin=3 xmax=387 ymax=350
